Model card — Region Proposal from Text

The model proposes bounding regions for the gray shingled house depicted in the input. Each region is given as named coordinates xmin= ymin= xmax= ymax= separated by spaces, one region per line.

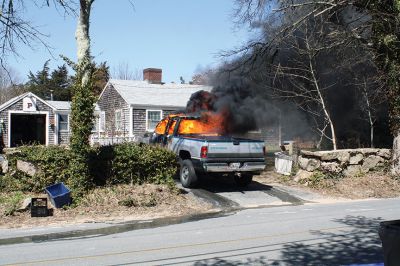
xmin=0 ymin=92 xmax=102 ymax=147
xmin=0 ymin=68 xmax=281 ymax=149
xmin=97 ymin=68 xmax=281 ymax=149
xmin=97 ymin=68 xmax=212 ymax=143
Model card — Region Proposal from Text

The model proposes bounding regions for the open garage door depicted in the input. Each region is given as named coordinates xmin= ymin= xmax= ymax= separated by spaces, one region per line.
xmin=10 ymin=114 xmax=46 ymax=147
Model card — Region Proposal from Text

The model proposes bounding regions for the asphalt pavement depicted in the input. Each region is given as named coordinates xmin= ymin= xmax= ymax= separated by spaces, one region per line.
xmin=0 ymin=178 xmax=324 ymax=245
xmin=1 ymin=197 xmax=398 ymax=265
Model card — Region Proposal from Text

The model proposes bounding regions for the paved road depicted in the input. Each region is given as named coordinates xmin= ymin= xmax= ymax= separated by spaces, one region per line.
xmin=186 ymin=175 xmax=326 ymax=209
xmin=1 ymin=198 xmax=398 ymax=266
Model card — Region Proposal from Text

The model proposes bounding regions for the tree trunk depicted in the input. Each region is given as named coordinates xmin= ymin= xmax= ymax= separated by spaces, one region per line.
xmin=70 ymin=0 xmax=95 ymax=154
xmin=392 ymin=131 xmax=400 ymax=175
xmin=361 ymin=84 xmax=375 ymax=148
xmin=370 ymin=121 xmax=374 ymax=148
xmin=76 ymin=0 xmax=93 ymax=86
xmin=68 ymin=0 xmax=95 ymax=196
xmin=307 ymin=48 xmax=337 ymax=150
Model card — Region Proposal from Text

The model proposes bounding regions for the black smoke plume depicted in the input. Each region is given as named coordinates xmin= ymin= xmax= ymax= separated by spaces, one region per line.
xmin=184 ymin=68 xmax=283 ymax=136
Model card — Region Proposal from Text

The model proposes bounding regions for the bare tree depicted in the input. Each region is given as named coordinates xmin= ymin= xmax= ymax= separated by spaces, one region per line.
xmin=191 ymin=68 xmax=214 ymax=85
xmin=233 ymin=0 xmax=400 ymax=172
xmin=352 ymin=72 xmax=386 ymax=148
xmin=112 ymin=61 xmax=142 ymax=80
xmin=0 ymin=65 xmax=23 ymax=104
xmin=271 ymin=23 xmax=338 ymax=150
xmin=0 ymin=0 xmax=76 ymax=72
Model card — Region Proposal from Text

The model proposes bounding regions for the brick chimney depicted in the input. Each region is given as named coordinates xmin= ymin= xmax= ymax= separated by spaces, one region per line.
xmin=143 ymin=68 xmax=162 ymax=84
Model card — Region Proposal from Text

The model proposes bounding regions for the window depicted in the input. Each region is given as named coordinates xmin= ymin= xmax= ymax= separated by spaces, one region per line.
xmin=100 ymin=111 xmax=105 ymax=132
xmin=58 ymin=114 xmax=68 ymax=131
xmin=147 ymin=110 xmax=162 ymax=131
xmin=92 ymin=115 xmax=99 ymax=132
xmin=115 ymin=109 xmax=122 ymax=131
xmin=93 ymin=112 xmax=105 ymax=132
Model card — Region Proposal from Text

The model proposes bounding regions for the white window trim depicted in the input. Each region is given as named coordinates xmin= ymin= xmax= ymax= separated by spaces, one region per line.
xmin=99 ymin=111 xmax=105 ymax=133
xmin=115 ymin=109 xmax=122 ymax=131
xmin=129 ymin=107 xmax=133 ymax=137
xmin=91 ymin=111 xmax=104 ymax=133
xmin=146 ymin=109 xmax=163 ymax=132
xmin=8 ymin=110 xmax=50 ymax=147
xmin=91 ymin=114 xmax=99 ymax=133
xmin=58 ymin=113 xmax=69 ymax=132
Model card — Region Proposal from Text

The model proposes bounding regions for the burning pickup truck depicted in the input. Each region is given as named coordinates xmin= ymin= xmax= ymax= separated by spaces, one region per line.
xmin=150 ymin=113 xmax=266 ymax=188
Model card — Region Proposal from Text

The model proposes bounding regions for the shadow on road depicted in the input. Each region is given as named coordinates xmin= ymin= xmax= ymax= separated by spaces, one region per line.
xmin=198 ymin=174 xmax=274 ymax=194
xmin=194 ymin=174 xmax=304 ymax=205
xmin=190 ymin=215 xmax=384 ymax=266
xmin=277 ymin=215 xmax=384 ymax=265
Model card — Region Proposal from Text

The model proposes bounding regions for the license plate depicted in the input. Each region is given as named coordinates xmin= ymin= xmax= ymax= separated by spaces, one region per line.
xmin=229 ymin=163 xmax=241 ymax=169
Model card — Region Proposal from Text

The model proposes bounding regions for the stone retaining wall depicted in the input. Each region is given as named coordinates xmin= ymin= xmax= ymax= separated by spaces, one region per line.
xmin=298 ymin=148 xmax=391 ymax=177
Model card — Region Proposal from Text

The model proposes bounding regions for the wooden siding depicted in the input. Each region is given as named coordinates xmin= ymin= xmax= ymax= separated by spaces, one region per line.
xmin=0 ymin=98 xmax=55 ymax=147
xmin=98 ymin=84 xmax=182 ymax=136
xmin=97 ymin=84 xmax=130 ymax=137
xmin=132 ymin=109 xmax=146 ymax=135
xmin=58 ymin=131 xmax=70 ymax=145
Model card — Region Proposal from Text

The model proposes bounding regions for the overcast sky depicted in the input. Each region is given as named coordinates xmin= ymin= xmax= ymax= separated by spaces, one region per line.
xmin=8 ymin=0 xmax=251 ymax=84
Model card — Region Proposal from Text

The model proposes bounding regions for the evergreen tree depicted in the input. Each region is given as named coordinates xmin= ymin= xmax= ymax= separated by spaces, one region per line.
xmin=50 ymin=65 xmax=73 ymax=101
xmin=26 ymin=61 xmax=73 ymax=101
xmin=92 ymin=61 xmax=110 ymax=97
xmin=26 ymin=60 xmax=51 ymax=99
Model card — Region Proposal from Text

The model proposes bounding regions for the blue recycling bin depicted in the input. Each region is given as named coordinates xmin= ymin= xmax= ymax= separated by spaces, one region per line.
xmin=45 ymin=182 xmax=71 ymax=208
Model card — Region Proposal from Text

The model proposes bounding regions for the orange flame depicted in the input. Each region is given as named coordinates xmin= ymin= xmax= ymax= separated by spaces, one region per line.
xmin=154 ymin=118 xmax=168 ymax=134
xmin=154 ymin=112 xmax=227 ymax=136
xmin=154 ymin=113 xmax=183 ymax=134
xmin=177 ymin=112 xmax=225 ymax=135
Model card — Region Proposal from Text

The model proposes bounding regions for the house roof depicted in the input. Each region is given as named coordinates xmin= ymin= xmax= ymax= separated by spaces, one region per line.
xmin=47 ymin=101 xmax=101 ymax=112
xmin=0 ymin=92 xmax=56 ymax=112
xmin=106 ymin=79 xmax=212 ymax=109
xmin=0 ymin=92 xmax=100 ymax=112
xmin=47 ymin=101 xmax=71 ymax=110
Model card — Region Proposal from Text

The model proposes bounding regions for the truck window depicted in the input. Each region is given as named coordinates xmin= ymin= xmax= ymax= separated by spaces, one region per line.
xmin=154 ymin=118 xmax=168 ymax=134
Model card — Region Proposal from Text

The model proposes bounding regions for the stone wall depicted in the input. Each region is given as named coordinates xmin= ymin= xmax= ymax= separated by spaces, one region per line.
xmin=298 ymin=148 xmax=391 ymax=177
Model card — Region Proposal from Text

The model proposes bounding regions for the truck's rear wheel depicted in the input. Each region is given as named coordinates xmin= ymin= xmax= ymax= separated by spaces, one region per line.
xmin=180 ymin=159 xmax=198 ymax=188
xmin=234 ymin=173 xmax=253 ymax=187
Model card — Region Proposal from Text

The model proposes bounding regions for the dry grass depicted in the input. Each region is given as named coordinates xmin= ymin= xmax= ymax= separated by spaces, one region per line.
xmin=0 ymin=184 xmax=212 ymax=229
xmin=327 ymin=172 xmax=400 ymax=199
xmin=258 ymin=169 xmax=400 ymax=199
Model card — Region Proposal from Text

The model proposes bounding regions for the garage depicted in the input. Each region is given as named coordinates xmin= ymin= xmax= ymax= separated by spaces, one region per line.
xmin=0 ymin=92 xmax=55 ymax=148
xmin=10 ymin=114 xmax=46 ymax=147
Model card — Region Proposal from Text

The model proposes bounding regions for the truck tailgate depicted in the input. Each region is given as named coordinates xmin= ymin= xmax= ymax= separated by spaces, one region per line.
xmin=207 ymin=139 xmax=264 ymax=159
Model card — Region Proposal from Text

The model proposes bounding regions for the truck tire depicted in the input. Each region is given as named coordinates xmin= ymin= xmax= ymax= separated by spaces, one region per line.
xmin=180 ymin=159 xmax=198 ymax=188
xmin=234 ymin=173 xmax=253 ymax=187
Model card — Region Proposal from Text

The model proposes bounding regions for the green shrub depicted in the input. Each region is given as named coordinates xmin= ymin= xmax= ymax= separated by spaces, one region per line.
xmin=89 ymin=145 xmax=115 ymax=186
xmin=1 ymin=143 xmax=178 ymax=194
xmin=302 ymin=170 xmax=343 ymax=188
xmin=3 ymin=146 xmax=72 ymax=192
xmin=109 ymin=143 xmax=178 ymax=186
xmin=307 ymin=171 xmax=325 ymax=187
